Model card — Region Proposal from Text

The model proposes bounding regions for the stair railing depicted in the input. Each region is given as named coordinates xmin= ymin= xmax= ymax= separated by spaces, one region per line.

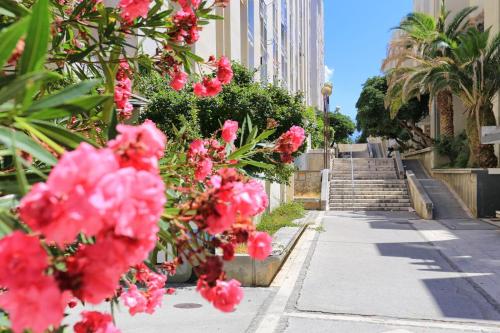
xmin=350 ymin=143 xmax=355 ymax=211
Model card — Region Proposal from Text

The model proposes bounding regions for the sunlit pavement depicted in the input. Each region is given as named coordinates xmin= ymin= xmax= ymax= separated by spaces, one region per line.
xmin=65 ymin=211 xmax=500 ymax=332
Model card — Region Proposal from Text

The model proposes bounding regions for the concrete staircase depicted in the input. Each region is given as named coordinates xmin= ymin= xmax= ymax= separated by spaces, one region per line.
xmin=329 ymin=158 xmax=411 ymax=211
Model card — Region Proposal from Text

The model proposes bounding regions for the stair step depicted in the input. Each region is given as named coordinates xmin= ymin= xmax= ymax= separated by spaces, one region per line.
xmin=330 ymin=202 xmax=410 ymax=208
xmin=330 ymin=194 xmax=409 ymax=199
xmin=329 ymin=207 xmax=410 ymax=211
xmin=330 ymin=199 xmax=410 ymax=203
xmin=330 ymin=191 xmax=408 ymax=197
xmin=331 ymin=184 xmax=407 ymax=189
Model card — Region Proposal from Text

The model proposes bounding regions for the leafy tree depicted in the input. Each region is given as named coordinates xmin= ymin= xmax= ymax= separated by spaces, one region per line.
xmin=138 ymin=63 xmax=313 ymax=183
xmin=330 ymin=112 xmax=355 ymax=143
xmin=355 ymin=76 xmax=430 ymax=150
xmin=383 ymin=1 xmax=477 ymax=138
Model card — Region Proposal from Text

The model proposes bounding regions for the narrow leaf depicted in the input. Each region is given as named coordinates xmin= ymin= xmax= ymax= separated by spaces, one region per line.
xmin=0 ymin=126 xmax=57 ymax=165
xmin=0 ymin=16 xmax=29 ymax=68
xmin=19 ymin=0 xmax=50 ymax=74
xmin=29 ymin=80 xmax=101 ymax=111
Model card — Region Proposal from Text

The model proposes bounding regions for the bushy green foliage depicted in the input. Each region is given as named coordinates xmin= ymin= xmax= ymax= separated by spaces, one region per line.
xmin=138 ymin=63 xmax=314 ymax=183
xmin=355 ymin=76 xmax=430 ymax=150
xmin=256 ymin=202 xmax=305 ymax=235
xmin=435 ymin=132 xmax=470 ymax=168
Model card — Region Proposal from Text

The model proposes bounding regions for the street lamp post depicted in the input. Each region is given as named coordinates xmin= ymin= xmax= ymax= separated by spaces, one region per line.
xmin=321 ymin=83 xmax=333 ymax=169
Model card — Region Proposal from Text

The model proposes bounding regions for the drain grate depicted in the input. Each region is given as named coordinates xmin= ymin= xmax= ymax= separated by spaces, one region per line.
xmin=438 ymin=219 xmax=498 ymax=230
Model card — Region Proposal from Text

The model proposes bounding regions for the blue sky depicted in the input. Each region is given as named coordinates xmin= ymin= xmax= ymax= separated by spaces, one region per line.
xmin=324 ymin=0 xmax=413 ymax=128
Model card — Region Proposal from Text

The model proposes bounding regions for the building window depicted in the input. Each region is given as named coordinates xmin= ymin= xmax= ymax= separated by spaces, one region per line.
xmin=281 ymin=0 xmax=287 ymax=87
xmin=248 ymin=0 xmax=255 ymax=69
xmin=259 ymin=0 xmax=267 ymax=84
xmin=272 ymin=1 xmax=279 ymax=85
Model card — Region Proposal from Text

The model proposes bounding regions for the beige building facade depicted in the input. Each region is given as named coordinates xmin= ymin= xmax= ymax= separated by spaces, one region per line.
xmin=192 ymin=0 xmax=325 ymax=109
xmin=413 ymin=0 xmax=500 ymax=147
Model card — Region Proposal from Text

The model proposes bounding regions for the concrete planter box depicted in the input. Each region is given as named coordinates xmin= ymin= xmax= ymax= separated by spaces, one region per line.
xmin=222 ymin=215 xmax=311 ymax=287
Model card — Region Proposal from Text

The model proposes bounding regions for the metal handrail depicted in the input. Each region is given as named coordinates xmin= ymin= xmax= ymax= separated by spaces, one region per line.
xmin=350 ymin=143 xmax=355 ymax=211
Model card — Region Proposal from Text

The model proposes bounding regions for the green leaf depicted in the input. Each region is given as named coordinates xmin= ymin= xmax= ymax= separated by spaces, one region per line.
xmin=227 ymin=141 xmax=255 ymax=160
xmin=26 ymin=95 xmax=111 ymax=119
xmin=27 ymin=119 xmax=97 ymax=148
xmin=0 ymin=126 xmax=57 ymax=165
xmin=29 ymin=80 xmax=101 ymax=111
xmin=12 ymin=143 xmax=28 ymax=196
xmin=241 ymin=159 xmax=274 ymax=169
xmin=19 ymin=0 xmax=50 ymax=74
xmin=107 ymin=108 xmax=118 ymax=140
xmin=0 ymin=0 xmax=30 ymax=17
xmin=0 ymin=72 xmax=58 ymax=105
xmin=0 ymin=16 xmax=29 ymax=68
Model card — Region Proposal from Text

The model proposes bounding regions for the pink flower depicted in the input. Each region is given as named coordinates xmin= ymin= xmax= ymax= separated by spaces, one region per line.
xmin=195 ymin=157 xmax=213 ymax=181
xmin=221 ymin=120 xmax=238 ymax=143
xmin=121 ymin=285 xmax=147 ymax=315
xmin=232 ymin=180 xmax=268 ymax=217
xmin=118 ymin=0 xmax=151 ymax=23
xmin=188 ymin=139 xmax=207 ymax=156
xmin=114 ymin=76 xmax=132 ymax=109
xmin=275 ymin=126 xmax=306 ymax=163
xmin=121 ymin=265 xmax=166 ymax=315
xmin=19 ymin=144 xmax=119 ymax=246
xmin=178 ymin=0 xmax=201 ymax=9
xmin=205 ymin=199 xmax=236 ymax=235
xmin=193 ymin=77 xmax=222 ymax=97
xmin=247 ymin=232 xmax=273 ymax=260
xmin=0 ymin=232 xmax=48 ymax=289
xmin=0 ymin=277 xmax=68 ymax=333
xmin=107 ymin=120 xmax=167 ymax=172
xmin=211 ymin=279 xmax=243 ymax=312
xmin=203 ymin=77 xmax=222 ymax=96
xmin=66 ymin=240 xmax=128 ymax=304
xmin=193 ymin=82 xmax=207 ymax=97
xmin=74 ymin=311 xmax=121 ymax=333
xmin=118 ymin=102 xmax=134 ymax=119
xmin=217 ymin=56 xmax=233 ymax=84
xmin=92 ymin=168 xmax=166 ymax=240
xmin=169 ymin=69 xmax=188 ymax=91
xmin=170 ymin=9 xmax=199 ymax=44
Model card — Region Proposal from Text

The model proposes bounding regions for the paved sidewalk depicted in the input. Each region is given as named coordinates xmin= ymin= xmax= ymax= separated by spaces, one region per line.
xmin=65 ymin=211 xmax=500 ymax=332
xmin=277 ymin=211 xmax=500 ymax=333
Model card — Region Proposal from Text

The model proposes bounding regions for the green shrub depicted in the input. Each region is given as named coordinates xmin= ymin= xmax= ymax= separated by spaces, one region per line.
xmin=137 ymin=63 xmax=316 ymax=183
xmin=435 ymin=132 xmax=469 ymax=168
xmin=257 ymin=202 xmax=305 ymax=235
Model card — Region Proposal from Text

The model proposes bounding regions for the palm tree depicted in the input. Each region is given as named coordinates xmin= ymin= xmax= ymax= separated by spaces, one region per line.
xmin=383 ymin=1 xmax=477 ymax=138
xmin=388 ymin=28 xmax=500 ymax=167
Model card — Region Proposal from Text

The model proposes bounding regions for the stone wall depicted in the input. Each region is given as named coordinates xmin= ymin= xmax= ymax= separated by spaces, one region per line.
xmin=294 ymin=171 xmax=321 ymax=197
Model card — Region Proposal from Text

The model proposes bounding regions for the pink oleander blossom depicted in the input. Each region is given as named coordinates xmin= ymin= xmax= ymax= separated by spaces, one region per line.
xmin=211 ymin=279 xmax=243 ymax=312
xmin=232 ymin=179 xmax=268 ymax=217
xmin=193 ymin=77 xmax=222 ymax=97
xmin=247 ymin=232 xmax=273 ymax=260
xmin=194 ymin=157 xmax=213 ymax=181
xmin=107 ymin=120 xmax=167 ymax=172
xmin=114 ymin=76 xmax=132 ymax=109
xmin=193 ymin=82 xmax=207 ymax=97
xmin=0 ymin=232 xmax=48 ymax=289
xmin=74 ymin=311 xmax=121 ymax=333
xmin=121 ymin=285 xmax=148 ymax=315
xmin=0 ymin=277 xmax=68 ymax=333
xmin=217 ymin=56 xmax=233 ymax=84
xmin=221 ymin=120 xmax=238 ymax=143
xmin=169 ymin=69 xmax=188 ymax=91
xmin=188 ymin=139 xmax=207 ymax=156
xmin=92 ymin=168 xmax=166 ymax=240
xmin=118 ymin=0 xmax=151 ymax=23
xmin=275 ymin=126 xmax=306 ymax=154
xmin=19 ymin=143 xmax=119 ymax=246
